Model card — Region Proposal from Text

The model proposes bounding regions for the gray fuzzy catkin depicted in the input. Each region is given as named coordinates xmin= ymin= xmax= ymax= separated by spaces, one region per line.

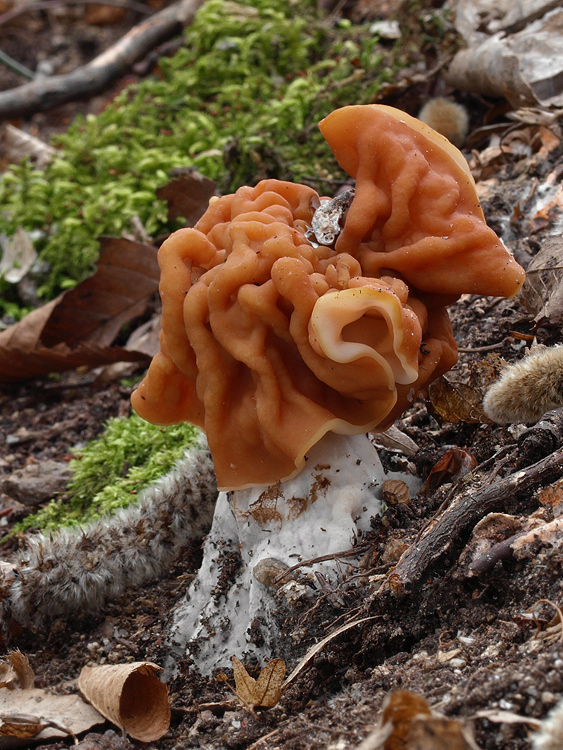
xmin=483 ymin=346 xmax=563 ymax=425
xmin=532 ymin=698 xmax=563 ymax=750
xmin=0 ymin=437 xmax=218 ymax=628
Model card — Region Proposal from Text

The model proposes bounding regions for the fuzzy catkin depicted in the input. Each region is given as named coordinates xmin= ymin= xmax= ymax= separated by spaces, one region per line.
xmin=483 ymin=346 xmax=563 ymax=425
xmin=0 ymin=437 xmax=218 ymax=629
xmin=533 ymin=698 xmax=563 ymax=750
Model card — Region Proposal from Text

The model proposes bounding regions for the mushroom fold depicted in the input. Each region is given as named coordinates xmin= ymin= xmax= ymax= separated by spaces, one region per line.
xmin=132 ymin=105 xmax=525 ymax=490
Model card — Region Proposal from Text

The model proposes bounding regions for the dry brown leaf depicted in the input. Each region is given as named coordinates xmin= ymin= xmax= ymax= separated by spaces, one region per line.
xmin=156 ymin=170 xmax=216 ymax=224
xmin=0 ymin=237 xmax=159 ymax=382
xmin=355 ymin=690 xmax=481 ymax=750
xmin=424 ymin=448 xmax=478 ymax=492
xmin=232 ymin=657 xmax=286 ymax=709
xmin=520 ymin=236 xmax=563 ymax=323
xmin=428 ymin=357 xmax=501 ymax=425
xmin=78 ymin=661 xmax=170 ymax=742
xmin=446 ymin=5 xmax=563 ymax=108
xmin=0 ymin=716 xmax=48 ymax=739
xmin=0 ymin=651 xmax=34 ymax=690
xmin=0 ymin=228 xmax=37 ymax=284
xmin=428 ymin=377 xmax=490 ymax=424
xmin=0 ymin=688 xmax=103 ymax=745
xmin=0 ymin=124 xmax=56 ymax=169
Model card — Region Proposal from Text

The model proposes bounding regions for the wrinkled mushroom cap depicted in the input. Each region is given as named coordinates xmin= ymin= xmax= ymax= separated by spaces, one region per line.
xmin=319 ymin=104 xmax=525 ymax=299
xmin=132 ymin=105 xmax=525 ymax=489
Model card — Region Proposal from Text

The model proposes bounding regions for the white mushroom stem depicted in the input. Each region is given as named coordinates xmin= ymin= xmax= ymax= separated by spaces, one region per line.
xmin=166 ymin=431 xmax=402 ymax=674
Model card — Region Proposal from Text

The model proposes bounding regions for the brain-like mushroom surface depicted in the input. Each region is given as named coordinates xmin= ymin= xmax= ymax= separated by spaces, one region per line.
xmin=132 ymin=105 xmax=525 ymax=490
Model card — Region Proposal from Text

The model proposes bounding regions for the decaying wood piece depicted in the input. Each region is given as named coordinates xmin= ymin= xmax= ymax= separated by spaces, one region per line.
xmin=370 ymin=446 xmax=563 ymax=599
xmin=518 ymin=409 xmax=563 ymax=463
xmin=0 ymin=0 xmax=203 ymax=119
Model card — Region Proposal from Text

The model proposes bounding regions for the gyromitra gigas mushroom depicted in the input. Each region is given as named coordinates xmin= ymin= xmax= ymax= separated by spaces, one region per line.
xmin=132 ymin=105 xmax=525 ymax=671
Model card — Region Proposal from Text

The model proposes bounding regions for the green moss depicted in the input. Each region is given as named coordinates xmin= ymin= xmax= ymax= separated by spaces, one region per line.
xmin=15 ymin=414 xmax=201 ymax=531
xmin=0 ymin=0 xmax=396 ymax=314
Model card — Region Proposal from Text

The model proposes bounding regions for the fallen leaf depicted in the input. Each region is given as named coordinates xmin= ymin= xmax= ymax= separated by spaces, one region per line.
xmin=0 ymin=715 xmax=48 ymax=740
xmin=0 ymin=688 xmax=103 ymax=746
xmin=520 ymin=236 xmax=563 ymax=323
xmin=78 ymin=661 xmax=170 ymax=742
xmin=424 ymin=448 xmax=478 ymax=492
xmin=0 ymin=651 xmax=34 ymax=690
xmin=446 ymin=5 xmax=563 ymax=108
xmin=355 ymin=690 xmax=481 ymax=750
xmin=0 ymin=228 xmax=37 ymax=284
xmin=232 ymin=657 xmax=286 ymax=708
xmin=156 ymin=169 xmax=216 ymax=224
xmin=428 ymin=356 xmax=502 ymax=425
xmin=0 ymin=124 xmax=56 ymax=169
xmin=0 ymin=237 xmax=159 ymax=382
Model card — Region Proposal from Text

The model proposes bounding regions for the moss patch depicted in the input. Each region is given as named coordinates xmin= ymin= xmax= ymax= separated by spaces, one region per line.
xmin=0 ymin=0 xmax=396 ymax=315
xmin=16 ymin=415 xmax=201 ymax=531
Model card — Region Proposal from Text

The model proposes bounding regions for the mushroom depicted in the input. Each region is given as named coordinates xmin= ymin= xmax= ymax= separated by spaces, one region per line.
xmin=132 ymin=105 xmax=525 ymax=671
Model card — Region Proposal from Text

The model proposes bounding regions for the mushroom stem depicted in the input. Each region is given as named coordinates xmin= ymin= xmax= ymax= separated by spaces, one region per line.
xmin=166 ymin=432 xmax=393 ymax=673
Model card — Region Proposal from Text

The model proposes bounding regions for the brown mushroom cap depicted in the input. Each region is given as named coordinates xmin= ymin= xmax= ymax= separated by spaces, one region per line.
xmin=132 ymin=106 xmax=525 ymax=489
xmin=319 ymin=105 xmax=525 ymax=299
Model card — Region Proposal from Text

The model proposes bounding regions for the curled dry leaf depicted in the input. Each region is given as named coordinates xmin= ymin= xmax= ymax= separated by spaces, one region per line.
xmin=0 ymin=237 xmax=159 ymax=382
xmin=0 ymin=715 xmax=48 ymax=740
xmin=0 ymin=228 xmax=37 ymax=284
xmin=78 ymin=662 xmax=170 ymax=742
xmin=0 ymin=689 xmax=103 ymax=745
xmin=0 ymin=124 xmax=56 ymax=169
xmin=425 ymin=448 xmax=478 ymax=492
xmin=520 ymin=237 xmax=563 ymax=324
xmin=446 ymin=4 xmax=563 ymax=108
xmin=0 ymin=650 xmax=34 ymax=690
xmin=232 ymin=657 xmax=286 ymax=709
xmin=428 ymin=356 xmax=502 ymax=425
xmin=156 ymin=169 xmax=217 ymax=224
xmin=356 ymin=690 xmax=481 ymax=750
xmin=428 ymin=377 xmax=491 ymax=424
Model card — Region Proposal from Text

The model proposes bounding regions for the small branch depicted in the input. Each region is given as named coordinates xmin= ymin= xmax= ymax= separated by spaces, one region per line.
xmin=372 ymin=446 xmax=563 ymax=599
xmin=0 ymin=51 xmax=34 ymax=80
xmin=0 ymin=0 xmax=204 ymax=119
xmin=457 ymin=341 xmax=505 ymax=353
xmin=0 ymin=0 xmax=151 ymax=28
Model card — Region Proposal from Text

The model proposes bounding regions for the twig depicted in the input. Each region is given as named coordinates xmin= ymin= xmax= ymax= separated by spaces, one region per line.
xmin=274 ymin=540 xmax=371 ymax=584
xmin=0 ymin=0 xmax=151 ymax=28
xmin=457 ymin=342 xmax=505 ymax=353
xmin=0 ymin=51 xmax=34 ymax=80
xmin=247 ymin=729 xmax=281 ymax=750
xmin=0 ymin=0 xmax=204 ymax=119
xmin=372 ymin=446 xmax=563 ymax=599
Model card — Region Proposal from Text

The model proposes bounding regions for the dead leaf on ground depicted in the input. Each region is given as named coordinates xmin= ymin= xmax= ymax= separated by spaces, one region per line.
xmin=428 ymin=378 xmax=489 ymax=424
xmin=425 ymin=448 xmax=478 ymax=492
xmin=0 ymin=228 xmax=37 ymax=284
xmin=0 ymin=124 xmax=56 ymax=169
xmin=520 ymin=236 xmax=563 ymax=323
xmin=78 ymin=661 xmax=170 ymax=742
xmin=446 ymin=3 xmax=563 ymax=108
xmin=232 ymin=657 xmax=286 ymax=709
xmin=0 ymin=237 xmax=159 ymax=382
xmin=428 ymin=355 xmax=501 ymax=425
xmin=0 ymin=688 xmax=104 ymax=746
xmin=355 ymin=690 xmax=481 ymax=750
xmin=0 ymin=651 xmax=34 ymax=690
xmin=156 ymin=169 xmax=216 ymax=224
